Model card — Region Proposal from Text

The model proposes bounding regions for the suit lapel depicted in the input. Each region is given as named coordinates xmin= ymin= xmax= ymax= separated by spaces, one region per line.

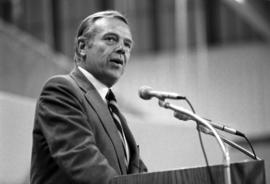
xmin=69 ymin=67 xmax=127 ymax=174
xmin=118 ymin=112 xmax=140 ymax=173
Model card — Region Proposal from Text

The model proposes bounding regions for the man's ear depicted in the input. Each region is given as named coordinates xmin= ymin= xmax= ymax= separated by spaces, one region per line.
xmin=77 ymin=37 xmax=87 ymax=57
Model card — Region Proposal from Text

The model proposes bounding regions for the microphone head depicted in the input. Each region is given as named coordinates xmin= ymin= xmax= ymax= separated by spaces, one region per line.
xmin=138 ymin=86 xmax=153 ymax=100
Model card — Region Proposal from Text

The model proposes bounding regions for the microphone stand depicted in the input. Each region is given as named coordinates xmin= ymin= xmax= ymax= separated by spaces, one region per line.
xmin=198 ymin=125 xmax=261 ymax=160
xmin=158 ymin=99 xmax=232 ymax=184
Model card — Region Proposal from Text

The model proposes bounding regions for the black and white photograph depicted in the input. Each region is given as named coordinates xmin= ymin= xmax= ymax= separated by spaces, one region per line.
xmin=0 ymin=0 xmax=270 ymax=184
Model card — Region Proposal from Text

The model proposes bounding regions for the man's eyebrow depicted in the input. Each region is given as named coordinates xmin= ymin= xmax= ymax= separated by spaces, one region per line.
xmin=125 ymin=37 xmax=133 ymax=43
xmin=103 ymin=32 xmax=117 ymax=37
xmin=104 ymin=32 xmax=133 ymax=43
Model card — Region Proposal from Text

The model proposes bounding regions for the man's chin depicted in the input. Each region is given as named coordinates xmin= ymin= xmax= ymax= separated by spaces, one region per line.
xmin=102 ymin=75 xmax=121 ymax=88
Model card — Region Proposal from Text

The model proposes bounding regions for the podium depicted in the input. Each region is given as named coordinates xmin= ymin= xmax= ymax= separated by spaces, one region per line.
xmin=111 ymin=160 xmax=265 ymax=184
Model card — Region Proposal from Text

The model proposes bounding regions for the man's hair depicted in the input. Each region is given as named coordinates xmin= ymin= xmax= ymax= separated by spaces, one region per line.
xmin=74 ymin=10 xmax=129 ymax=63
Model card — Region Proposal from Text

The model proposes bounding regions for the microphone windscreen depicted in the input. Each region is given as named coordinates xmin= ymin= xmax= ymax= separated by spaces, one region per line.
xmin=138 ymin=86 xmax=152 ymax=100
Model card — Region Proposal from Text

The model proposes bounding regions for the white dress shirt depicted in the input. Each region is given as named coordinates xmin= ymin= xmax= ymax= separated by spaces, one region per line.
xmin=78 ymin=66 xmax=109 ymax=101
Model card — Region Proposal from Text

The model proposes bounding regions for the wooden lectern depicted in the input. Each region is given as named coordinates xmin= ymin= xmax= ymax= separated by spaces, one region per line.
xmin=111 ymin=160 xmax=265 ymax=184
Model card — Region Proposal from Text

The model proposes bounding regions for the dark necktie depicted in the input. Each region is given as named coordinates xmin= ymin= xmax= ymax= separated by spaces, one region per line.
xmin=106 ymin=89 xmax=130 ymax=167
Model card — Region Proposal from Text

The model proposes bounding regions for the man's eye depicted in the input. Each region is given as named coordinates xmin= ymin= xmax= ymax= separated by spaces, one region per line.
xmin=105 ymin=37 xmax=117 ymax=43
xmin=125 ymin=42 xmax=132 ymax=49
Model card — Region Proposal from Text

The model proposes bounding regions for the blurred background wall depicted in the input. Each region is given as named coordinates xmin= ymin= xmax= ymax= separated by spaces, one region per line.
xmin=0 ymin=0 xmax=270 ymax=183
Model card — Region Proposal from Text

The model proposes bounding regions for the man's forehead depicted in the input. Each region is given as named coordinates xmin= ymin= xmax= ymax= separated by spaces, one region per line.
xmin=94 ymin=18 xmax=132 ymax=38
xmin=94 ymin=17 xmax=129 ymax=29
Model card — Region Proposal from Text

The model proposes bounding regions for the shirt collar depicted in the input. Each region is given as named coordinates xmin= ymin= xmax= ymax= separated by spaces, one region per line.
xmin=78 ymin=66 xmax=109 ymax=101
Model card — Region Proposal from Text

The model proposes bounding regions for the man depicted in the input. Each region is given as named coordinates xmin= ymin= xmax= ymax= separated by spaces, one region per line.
xmin=30 ymin=10 xmax=147 ymax=184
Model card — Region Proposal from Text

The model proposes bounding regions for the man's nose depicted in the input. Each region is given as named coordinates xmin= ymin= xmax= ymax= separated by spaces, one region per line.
xmin=115 ymin=42 xmax=126 ymax=55
xmin=116 ymin=47 xmax=125 ymax=55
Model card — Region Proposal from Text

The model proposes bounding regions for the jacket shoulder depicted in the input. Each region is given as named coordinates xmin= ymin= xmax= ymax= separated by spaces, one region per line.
xmin=37 ymin=74 xmax=83 ymax=102
xmin=44 ymin=74 xmax=73 ymax=86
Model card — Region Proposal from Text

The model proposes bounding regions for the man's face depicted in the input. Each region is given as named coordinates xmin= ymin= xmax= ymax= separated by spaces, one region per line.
xmin=82 ymin=17 xmax=133 ymax=87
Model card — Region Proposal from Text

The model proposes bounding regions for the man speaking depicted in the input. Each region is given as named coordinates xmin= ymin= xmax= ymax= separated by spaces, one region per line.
xmin=30 ymin=10 xmax=147 ymax=184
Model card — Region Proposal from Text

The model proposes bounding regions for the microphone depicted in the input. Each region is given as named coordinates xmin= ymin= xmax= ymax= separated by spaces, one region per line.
xmin=204 ymin=118 xmax=245 ymax=137
xmin=138 ymin=86 xmax=186 ymax=100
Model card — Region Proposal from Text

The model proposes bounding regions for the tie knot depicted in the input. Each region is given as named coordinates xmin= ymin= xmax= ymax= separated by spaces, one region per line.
xmin=106 ymin=89 xmax=116 ymax=102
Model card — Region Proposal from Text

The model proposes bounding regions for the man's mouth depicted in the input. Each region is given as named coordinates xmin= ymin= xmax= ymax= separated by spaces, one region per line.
xmin=109 ymin=58 xmax=124 ymax=65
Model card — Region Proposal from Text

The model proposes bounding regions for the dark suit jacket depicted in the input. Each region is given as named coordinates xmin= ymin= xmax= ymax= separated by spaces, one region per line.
xmin=30 ymin=67 xmax=147 ymax=184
